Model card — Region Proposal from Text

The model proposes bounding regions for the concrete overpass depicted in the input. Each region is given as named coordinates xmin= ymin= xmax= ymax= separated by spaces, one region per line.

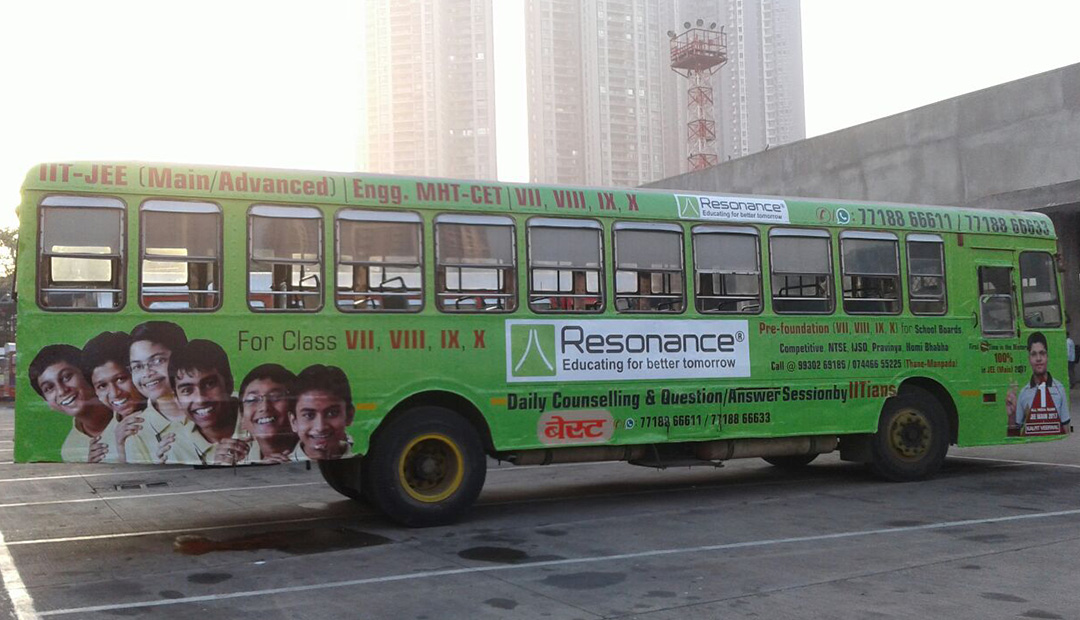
xmin=647 ymin=63 xmax=1080 ymax=322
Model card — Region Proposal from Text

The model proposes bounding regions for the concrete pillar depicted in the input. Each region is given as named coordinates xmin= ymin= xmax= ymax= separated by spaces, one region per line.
xmin=1046 ymin=208 xmax=1080 ymax=330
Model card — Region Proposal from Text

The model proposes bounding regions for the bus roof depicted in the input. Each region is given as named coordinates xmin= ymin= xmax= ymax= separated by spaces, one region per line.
xmin=22 ymin=161 xmax=1056 ymax=240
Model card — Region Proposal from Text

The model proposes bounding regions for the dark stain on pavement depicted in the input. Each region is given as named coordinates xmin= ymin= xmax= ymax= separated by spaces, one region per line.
xmin=187 ymin=572 xmax=233 ymax=585
xmin=174 ymin=527 xmax=390 ymax=556
xmin=484 ymin=598 xmax=519 ymax=610
xmin=536 ymin=528 xmax=568 ymax=537
xmin=541 ymin=571 xmax=626 ymax=590
xmin=962 ymin=534 xmax=1011 ymax=543
xmin=458 ymin=545 xmax=564 ymax=564
xmin=982 ymin=592 xmax=1028 ymax=603
xmin=459 ymin=546 xmax=529 ymax=563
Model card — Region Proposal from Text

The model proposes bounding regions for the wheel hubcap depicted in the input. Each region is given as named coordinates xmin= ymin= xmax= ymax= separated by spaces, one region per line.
xmin=889 ymin=410 xmax=931 ymax=459
xmin=399 ymin=433 xmax=464 ymax=503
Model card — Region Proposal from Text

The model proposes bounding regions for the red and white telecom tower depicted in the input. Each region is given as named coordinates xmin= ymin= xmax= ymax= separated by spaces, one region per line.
xmin=668 ymin=20 xmax=728 ymax=171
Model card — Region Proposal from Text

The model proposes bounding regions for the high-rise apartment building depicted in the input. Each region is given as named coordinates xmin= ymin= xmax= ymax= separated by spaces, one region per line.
xmin=678 ymin=0 xmax=805 ymax=160
xmin=363 ymin=0 xmax=498 ymax=180
xmin=526 ymin=0 xmax=682 ymax=187
xmin=525 ymin=0 xmax=803 ymax=185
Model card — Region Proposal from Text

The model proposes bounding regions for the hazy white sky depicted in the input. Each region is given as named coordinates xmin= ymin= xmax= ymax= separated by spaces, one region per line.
xmin=1 ymin=0 xmax=1079 ymax=229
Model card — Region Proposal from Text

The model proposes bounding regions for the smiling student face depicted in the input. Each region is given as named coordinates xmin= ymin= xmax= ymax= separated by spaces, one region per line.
xmin=91 ymin=361 xmax=145 ymax=418
xmin=1029 ymin=342 xmax=1049 ymax=378
xmin=173 ymin=367 xmax=232 ymax=432
xmin=37 ymin=361 xmax=99 ymax=417
xmin=241 ymin=378 xmax=294 ymax=442
xmin=129 ymin=340 xmax=173 ymax=401
xmin=291 ymin=389 xmax=353 ymax=459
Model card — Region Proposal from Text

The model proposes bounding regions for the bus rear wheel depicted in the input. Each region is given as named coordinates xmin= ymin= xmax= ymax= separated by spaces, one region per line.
xmin=363 ymin=406 xmax=486 ymax=527
xmin=318 ymin=457 xmax=364 ymax=502
xmin=762 ymin=453 xmax=818 ymax=469
xmin=869 ymin=387 xmax=948 ymax=482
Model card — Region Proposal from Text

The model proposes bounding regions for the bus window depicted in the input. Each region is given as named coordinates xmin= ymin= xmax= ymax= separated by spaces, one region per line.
xmin=692 ymin=225 xmax=760 ymax=314
xmin=907 ymin=234 xmax=947 ymax=315
xmin=139 ymin=201 xmax=221 ymax=311
xmin=769 ymin=228 xmax=833 ymax=314
xmin=336 ymin=210 xmax=422 ymax=312
xmin=528 ymin=218 xmax=603 ymax=313
xmin=248 ymin=206 xmax=322 ymax=312
xmin=613 ymin=222 xmax=684 ymax=313
xmin=435 ymin=214 xmax=516 ymax=313
xmin=1019 ymin=252 xmax=1062 ymax=327
xmin=840 ymin=231 xmax=900 ymax=315
xmin=37 ymin=196 xmax=124 ymax=310
xmin=979 ymin=266 xmax=1015 ymax=337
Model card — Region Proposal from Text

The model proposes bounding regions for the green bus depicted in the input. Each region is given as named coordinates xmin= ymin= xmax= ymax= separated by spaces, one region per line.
xmin=15 ymin=161 xmax=1071 ymax=526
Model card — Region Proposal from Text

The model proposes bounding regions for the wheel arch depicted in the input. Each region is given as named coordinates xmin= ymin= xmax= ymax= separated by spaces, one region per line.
xmin=379 ymin=390 xmax=495 ymax=454
xmin=899 ymin=377 xmax=958 ymax=444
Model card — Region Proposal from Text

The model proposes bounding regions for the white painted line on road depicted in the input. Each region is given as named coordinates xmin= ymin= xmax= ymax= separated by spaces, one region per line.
xmin=0 ymin=528 xmax=38 ymax=619
xmin=951 ymin=455 xmax=1080 ymax=470
xmin=0 ymin=482 xmax=320 ymax=509
xmin=5 ymin=516 xmax=345 ymax=547
xmin=0 ymin=468 xmax=189 ymax=484
xmin=36 ymin=506 xmax=1080 ymax=616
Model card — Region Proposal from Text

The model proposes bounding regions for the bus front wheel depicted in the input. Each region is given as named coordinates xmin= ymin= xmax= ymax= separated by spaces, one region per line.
xmin=318 ymin=457 xmax=364 ymax=502
xmin=363 ymin=406 xmax=486 ymax=527
xmin=869 ymin=387 xmax=948 ymax=482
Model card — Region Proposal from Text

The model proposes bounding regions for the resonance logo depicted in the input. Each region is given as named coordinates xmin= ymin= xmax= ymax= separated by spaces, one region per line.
xmin=509 ymin=324 xmax=556 ymax=379
xmin=675 ymin=194 xmax=789 ymax=223
xmin=677 ymin=195 xmax=701 ymax=218
xmin=506 ymin=319 xmax=751 ymax=383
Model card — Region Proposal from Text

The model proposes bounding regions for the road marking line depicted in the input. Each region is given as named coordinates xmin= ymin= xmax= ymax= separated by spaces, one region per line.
xmin=0 ymin=528 xmax=38 ymax=619
xmin=5 ymin=516 xmax=346 ymax=547
xmin=0 ymin=468 xmax=189 ymax=484
xmin=951 ymin=455 xmax=1080 ymax=470
xmin=36 ymin=507 xmax=1080 ymax=616
xmin=0 ymin=482 xmax=320 ymax=509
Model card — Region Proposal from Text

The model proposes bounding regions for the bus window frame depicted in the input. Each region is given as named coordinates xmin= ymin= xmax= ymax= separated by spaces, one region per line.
xmin=977 ymin=265 xmax=1017 ymax=338
xmin=526 ymin=216 xmax=605 ymax=314
xmin=691 ymin=224 xmax=762 ymax=315
xmin=839 ymin=230 xmax=902 ymax=316
xmin=612 ymin=221 xmax=686 ymax=315
xmin=36 ymin=194 xmax=127 ymax=313
xmin=906 ymin=233 xmax=948 ymax=316
xmin=138 ymin=199 xmax=223 ymax=313
xmin=334 ymin=208 xmax=425 ymax=313
xmin=1019 ymin=250 xmax=1063 ymax=328
xmin=247 ymin=204 xmax=325 ymax=313
xmin=768 ymin=227 xmax=835 ymax=315
xmin=434 ymin=213 xmax=518 ymax=314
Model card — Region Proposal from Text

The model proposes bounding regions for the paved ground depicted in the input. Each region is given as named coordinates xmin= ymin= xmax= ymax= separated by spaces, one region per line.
xmin=0 ymin=402 xmax=1078 ymax=620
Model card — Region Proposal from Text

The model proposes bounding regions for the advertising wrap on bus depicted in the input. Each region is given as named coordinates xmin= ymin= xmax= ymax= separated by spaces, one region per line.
xmin=15 ymin=161 xmax=1071 ymax=526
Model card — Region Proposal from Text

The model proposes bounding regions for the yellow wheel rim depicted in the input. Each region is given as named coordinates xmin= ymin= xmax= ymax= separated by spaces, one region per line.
xmin=888 ymin=409 xmax=931 ymax=460
xmin=398 ymin=433 xmax=465 ymax=503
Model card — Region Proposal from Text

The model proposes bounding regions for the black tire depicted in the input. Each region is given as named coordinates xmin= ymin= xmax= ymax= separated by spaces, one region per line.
xmin=868 ymin=387 xmax=949 ymax=481
xmin=362 ymin=406 xmax=486 ymax=527
xmin=318 ymin=457 xmax=364 ymax=502
xmin=762 ymin=453 xmax=818 ymax=469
